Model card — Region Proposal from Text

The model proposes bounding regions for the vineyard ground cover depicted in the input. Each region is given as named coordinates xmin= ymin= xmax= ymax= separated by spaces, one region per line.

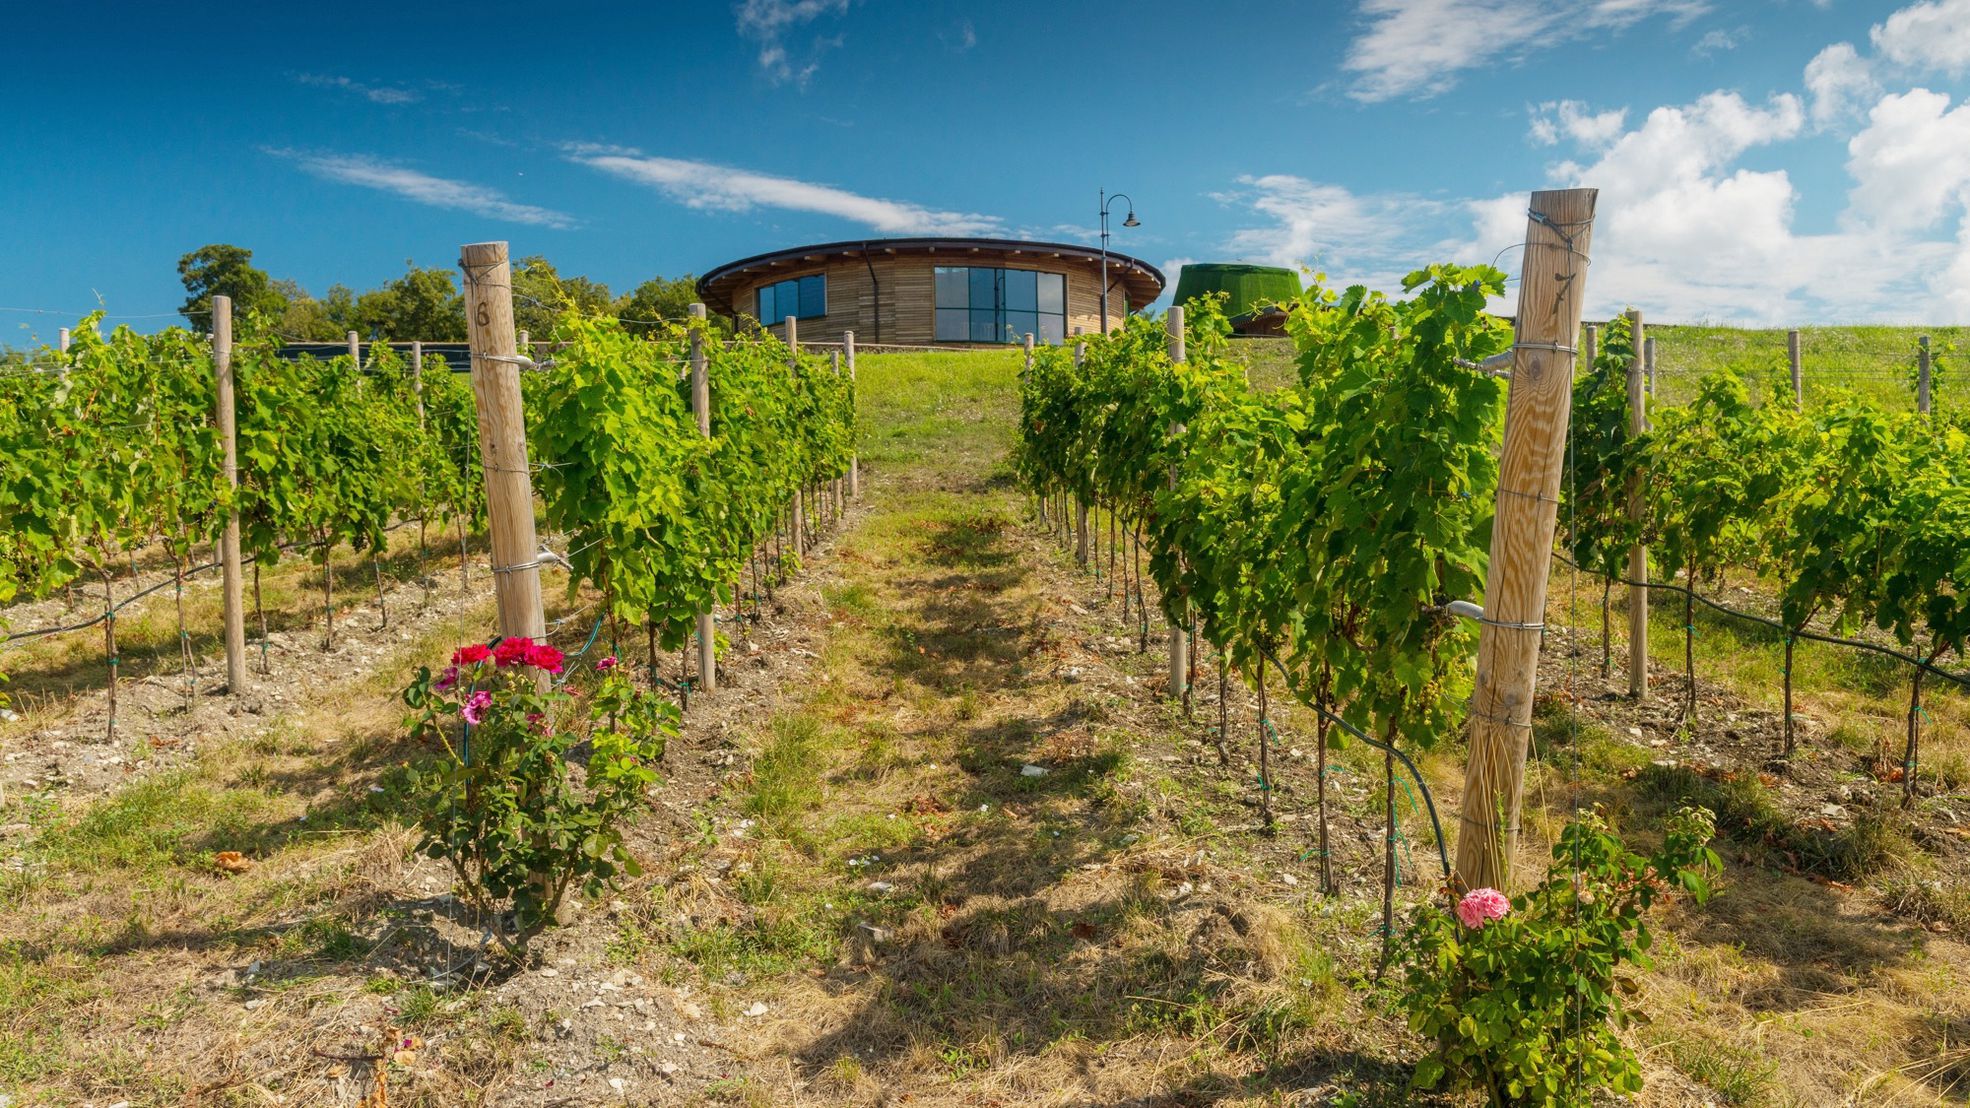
xmin=4 ymin=344 xmax=1970 ymax=1105
xmin=0 ymin=526 xmax=496 ymax=811
xmin=1522 ymin=563 xmax=1970 ymax=1103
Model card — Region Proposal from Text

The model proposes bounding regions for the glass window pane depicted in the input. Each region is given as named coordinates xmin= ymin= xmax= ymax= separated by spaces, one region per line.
xmin=757 ymin=284 xmax=775 ymax=323
xmin=1004 ymin=269 xmax=1037 ymax=312
xmin=935 ymin=308 xmax=968 ymax=342
xmin=798 ymin=274 xmax=825 ymax=318
xmin=1038 ymin=272 xmax=1065 ymax=314
xmin=970 ymin=309 xmax=999 ymax=343
xmin=1007 ymin=310 xmax=1038 ymax=342
xmin=1038 ymin=313 xmax=1065 ymax=344
xmin=935 ymin=267 xmax=967 ymax=309
xmin=970 ymin=267 xmax=998 ymax=311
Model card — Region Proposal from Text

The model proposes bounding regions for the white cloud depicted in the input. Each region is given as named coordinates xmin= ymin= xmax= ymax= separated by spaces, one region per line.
xmin=736 ymin=0 xmax=852 ymax=86
xmin=1217 ymin=70 xmax=1970 ymax=324
xmin=1342 ymin=0 xmax=1710 ymax=102
xmin=268 ymin=150 xmax=576 ymax=229
xmin=1870 ymin=0 xmax=1970 ymax=76
xmin=1691 ymin=26 xmax=1746 ymax=57
xmin=1215 ymin=175 xmax=1450 ymax=291
xmin=295 ymin=73 xmax=420 ymax=105
xmin=1528 ymin=100 xmax=1628 ymax=147
xmin=1804 ymin=43 xmax=1880 ymax=129
xmin=1845 ymin=89 xmax=1970 ymax=231
xmin=565 ymin=146 xmax=1002 ymax=235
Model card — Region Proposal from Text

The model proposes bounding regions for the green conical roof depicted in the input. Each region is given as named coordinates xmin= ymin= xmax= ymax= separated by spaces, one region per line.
xmin=1170 ymin=264 xmax=1302 ymax=319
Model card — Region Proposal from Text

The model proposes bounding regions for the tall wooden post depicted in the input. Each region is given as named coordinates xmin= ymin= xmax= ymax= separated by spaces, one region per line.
xmin=1644 ymin=336 xmax=1656 ymax=400
xmin=347 ymin=330 xmax=360 ymax=366
xmin=411 ymin=341 xmax=426 ymax=424
xmin=459 ymin=241 xmax=547 ymax=648
xmin=1165 ymin=307 xmax=1188 ymax=702
xmin=689 ymin=303 xmax=716 ymax=693
xmin=1582 ymin=322 xmax=1596 ymax=371
xmin=1073 ymin=329 xmax=1091 ymax=564
xmin=844 ymin=330 xmax=859 ymax=498
xmin=786 ymin=316 xmax=805 ymax=552
xmin=1625 ymin=308 xmax=1648 ymax=699
xmin=1918 ymin=335 xmax=1932 ymax=415
xmin=1788 ymin=329 xmax=1803 ymax=410
xmin=212 ymin=297 xmax=248 ymax=694
xmin=1454 ymin=188 xmax=1598 ymax=894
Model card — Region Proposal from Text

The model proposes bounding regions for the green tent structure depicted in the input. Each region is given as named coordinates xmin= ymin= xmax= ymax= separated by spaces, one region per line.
xmin=1170 ymin=263 xmax=1301 ymax=335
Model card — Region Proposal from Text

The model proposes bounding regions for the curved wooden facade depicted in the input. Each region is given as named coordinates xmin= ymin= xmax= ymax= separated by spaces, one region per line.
xmin=697 ymin=237 xmax=1165 ymax=347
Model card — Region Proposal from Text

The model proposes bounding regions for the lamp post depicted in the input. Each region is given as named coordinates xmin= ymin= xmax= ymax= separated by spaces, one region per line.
xmin=1098 ymin=189 xmax=1139 ymax=335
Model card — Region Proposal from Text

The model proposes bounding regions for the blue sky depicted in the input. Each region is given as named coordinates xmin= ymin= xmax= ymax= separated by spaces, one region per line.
xmin=4 ymin=0 xmax=1968 ymax=339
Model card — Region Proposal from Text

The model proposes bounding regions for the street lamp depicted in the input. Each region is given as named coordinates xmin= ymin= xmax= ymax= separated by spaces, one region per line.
xmin=1098 ymin=189 xmax=1139 ymax=335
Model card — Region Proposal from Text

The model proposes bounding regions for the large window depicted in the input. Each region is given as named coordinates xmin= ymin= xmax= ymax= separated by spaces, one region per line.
xmin=757 ymin=274 xmax=825 ymax=325
xmin=934 ymin=267 xmax=1066 ymax=344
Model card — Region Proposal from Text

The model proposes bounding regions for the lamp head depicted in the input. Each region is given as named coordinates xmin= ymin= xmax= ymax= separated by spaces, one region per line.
xmin=1122 ymin=211 xmax=1140 ymax=228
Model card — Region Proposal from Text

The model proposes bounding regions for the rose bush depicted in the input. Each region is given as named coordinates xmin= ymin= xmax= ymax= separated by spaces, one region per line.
xmin=1395 ymin=807 xmax=1720 ymax=1107
xmin=401 ymin=640 xmax=673 ymax=955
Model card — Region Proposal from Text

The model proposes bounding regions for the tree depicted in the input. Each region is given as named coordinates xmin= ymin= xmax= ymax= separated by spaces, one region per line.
xmin=512 ymin=256 xmax=612 ymax=337
xmin=353 ymin=265 xmax=466 ymax=340
xmin=178 ymin=245 xmax=287 ymax=330
xmin=615 ymin=275 xmax=705 ymax=337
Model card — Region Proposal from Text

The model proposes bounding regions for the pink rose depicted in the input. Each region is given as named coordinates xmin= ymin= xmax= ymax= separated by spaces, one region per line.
xmin=595 ymin=655 xmax=618 ymax=673
xmin=1455 ymin=887 xmax=1510 ymax=929
xmin=492 ymin=637 xmax=534 ymax=668
xmin=525 ymin=643 xmax=566 ymax=675
xmin=452 ymin=643 xmax=492 ymax=665
xmin=432 ymin=665 xmax=460 ymax=693
xmin=461 ymin=689 xmax=493 ymax=725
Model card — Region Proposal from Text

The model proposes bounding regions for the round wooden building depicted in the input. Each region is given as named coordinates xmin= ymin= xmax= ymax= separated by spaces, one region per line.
xmin=696 ymin=237 xmax=1165 ymax=347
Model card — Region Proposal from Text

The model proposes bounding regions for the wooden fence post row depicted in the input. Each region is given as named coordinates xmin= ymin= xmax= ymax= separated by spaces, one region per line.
xmin=459 ymin=241 xmax=548 ymax=666
xmin=1919 ymin=335 xmax=1933 ymax=415
xmin=212 ymin=296 xmax=248 ymax=693
xmin=690 ymin=302 xmax=716 ymax=694
xmin=1165 ymin=308 xmax=1188 ymax=703
xmin=845 ymin=330 xmax=860 ymax=499
xmin=1454 ymin=187 xmax=1598 ymax=894
xmin=1625 ymin=309 xmax=1649 ymax=700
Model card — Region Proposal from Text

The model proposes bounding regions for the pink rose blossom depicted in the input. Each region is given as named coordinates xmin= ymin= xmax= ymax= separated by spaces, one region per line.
xmin=525 ymin=643 xmax=566 ymax=674
xmin=433 ymin=665 xmax=461 ymax=693
xmin=595 ymin=655 xmax=618 ymax=673
xmin=461 ymin=689 xmax=493 ymax=725
xmin=1455 ymin=887 xmax=1510 ymax=929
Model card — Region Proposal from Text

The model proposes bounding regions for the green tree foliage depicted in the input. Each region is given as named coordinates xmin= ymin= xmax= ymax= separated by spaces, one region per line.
xmin=353 ymin=265 xmax=467 ymax=340
xmin=615 ymin=274 xmax=711 ymax=337
xmin=177 ymin=245 xmax=286 ymax=330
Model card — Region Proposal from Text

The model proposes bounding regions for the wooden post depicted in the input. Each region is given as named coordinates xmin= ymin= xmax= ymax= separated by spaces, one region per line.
xmin=689 ymin=303 xmax=715 ymax=693
xmin=1454 ymin=188 xmax=1598 ymax=894
xmin=1625 ymin=308 xmax=1648 ymax=699
xmin=1582 ymin=322 xmax=1596 ymax=370
xmin=1076 ymin=324 xmax=1090 ymax=564
xmin=845 ymin=330 xmax=860 ymax=498
xmin=1644 ymin=336 xmax=1656 ymax=400
xmin=347 ymin=330 xmax=360 ymax=366
xmin=786 ymin=316 xmax=804 ymax=553
xmin=1165 ymin=307 xmax=1188 ymax=702
xmin=1918 ymin=335 xmax=1932 ymax=415
xmin=1024 ymin=331 xmax=1035 ymax=372
xmin=458 ymin=241 xmax=547 ymax=649
xmin=212 ymin=297 xmax=248 ymax=694
xmin=1788 ymin=329 xmax=1802 ymax=410
xmin=58 ymin=327 xmax=70 ymax=353
xmin=410 ymin=341 xmax=426 ymax=424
